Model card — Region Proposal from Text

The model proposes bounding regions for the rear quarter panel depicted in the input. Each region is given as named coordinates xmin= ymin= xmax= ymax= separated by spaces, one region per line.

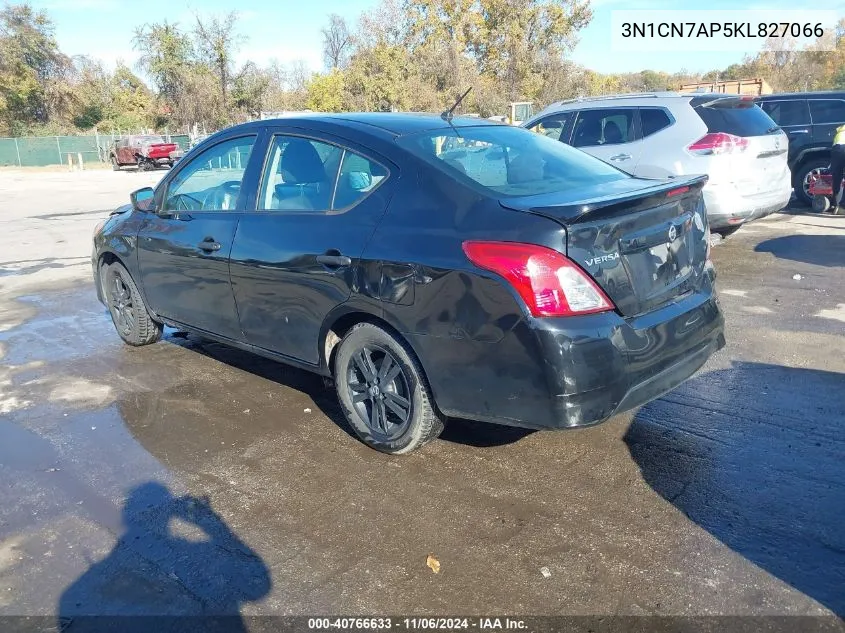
xmin=365 ymin=156 xmax=571 ymax=421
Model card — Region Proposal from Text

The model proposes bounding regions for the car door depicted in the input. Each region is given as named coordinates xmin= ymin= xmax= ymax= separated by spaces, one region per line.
xmin=760 ymin=99 xmax=812 ymax=157
xmin=808 ymin=98 xmax=845 ymax=146
xmin=137 ymin=134 xmax=260 ymax=341
xmin=569 ymin=107 xmax=643 ymax=173
xmin=229 ymin=130 xmax=395 ymax=365
xmin=117 ymin=140 xmax=133 ymax=164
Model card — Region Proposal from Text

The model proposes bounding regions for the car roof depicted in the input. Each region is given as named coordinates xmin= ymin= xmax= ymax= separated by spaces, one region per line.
xmin=758 ymin=91 xmax=845 ymax=100
xmin=232 ymin=112 xmax=503 ymax=137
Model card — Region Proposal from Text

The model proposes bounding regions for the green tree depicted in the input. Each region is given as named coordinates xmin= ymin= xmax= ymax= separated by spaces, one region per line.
xmin=0 ymin=2 xmax=71 ymax=133
xmin=193 ymin=11 xmax=244 ymax=109
xmin=133 ymin=21 xmax=192 ymax=104
xmin=305 ymin=69 xmax=345 ymax=111
xmin=232 ymin=61 xmax=271 ymax=115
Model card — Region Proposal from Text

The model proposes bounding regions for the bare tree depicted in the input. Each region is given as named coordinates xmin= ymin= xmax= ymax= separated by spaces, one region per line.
xmin=321 ymin=14 xmax=353 ymax=70
xmin=288 ymin=59 xmax=310 ymax=93
xmin=193 ymin=11 xmax=245 ymax=108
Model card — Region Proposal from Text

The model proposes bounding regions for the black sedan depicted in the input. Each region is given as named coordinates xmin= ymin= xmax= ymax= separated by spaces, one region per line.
xmin=93 ymin=113 xmax=725 ymax=454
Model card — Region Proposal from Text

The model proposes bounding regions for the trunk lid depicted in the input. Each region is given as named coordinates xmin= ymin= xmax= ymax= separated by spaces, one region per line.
xmin=500 ymin=175 xmax=710 ymax=317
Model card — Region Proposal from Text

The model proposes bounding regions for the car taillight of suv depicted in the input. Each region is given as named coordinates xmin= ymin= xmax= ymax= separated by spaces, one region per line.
xmin=687 ymin=132 xmax=749 ymax=156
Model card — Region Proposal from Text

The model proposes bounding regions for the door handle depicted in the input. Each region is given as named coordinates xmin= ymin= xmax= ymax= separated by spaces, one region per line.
xmin=316 ymin=254 xmax=352 ymax=268
xmin=610 ymin=153 xmax=631 ymax=161
xmin=788 ymin=129 xmax=809 ymax=134
xmin=198 ymin=237 xmax=221 ymax=252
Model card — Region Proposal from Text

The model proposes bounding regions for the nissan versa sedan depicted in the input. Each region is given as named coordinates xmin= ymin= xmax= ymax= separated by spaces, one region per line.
xmin=92 ymin=113 xmax=725 ymax=454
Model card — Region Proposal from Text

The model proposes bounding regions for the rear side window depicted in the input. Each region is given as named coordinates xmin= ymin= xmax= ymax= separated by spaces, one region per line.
xmin=694 ymin=101 xmax=776 ymax=137
xmin=640 ymin=108 xmax=672 ymax=137
xmin=572 ymin=108 xmax=636 ymax=147
xmin=398 ymin=125 xmax=628 ymax=198
xmin=259 ymin=135 xmax=387 ymax=213
xmin=760 ymin=100 xmax=810 ymax=127
xmin=528 ymin=112 xmax=573 ymax=141
xmin=809 ymin=100 xmax=845 ymax=124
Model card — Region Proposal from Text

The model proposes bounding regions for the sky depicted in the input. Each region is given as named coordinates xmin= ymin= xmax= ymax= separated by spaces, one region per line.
xmin=30 ymin=0 xmax=845 ymax=78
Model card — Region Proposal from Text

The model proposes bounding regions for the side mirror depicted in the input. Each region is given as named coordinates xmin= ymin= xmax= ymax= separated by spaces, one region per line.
xmin=130 ymin=187 xmax=155 ymax=212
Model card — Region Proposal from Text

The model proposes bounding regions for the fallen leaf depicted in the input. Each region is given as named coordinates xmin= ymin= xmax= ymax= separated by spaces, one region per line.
xmin=426 ymin=554 xmax=440 ymax=574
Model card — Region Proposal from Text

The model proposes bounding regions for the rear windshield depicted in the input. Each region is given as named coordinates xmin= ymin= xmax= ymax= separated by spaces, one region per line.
xmin=397 ymin=125 xmax=628 ymax=197
xmin=694 ymin=100 xmax=777 ymax=137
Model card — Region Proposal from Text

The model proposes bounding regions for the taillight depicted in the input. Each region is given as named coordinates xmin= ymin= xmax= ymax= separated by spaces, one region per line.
xmin=462 ymin=241 xmax=615 ymax=317
xmin=687 ymin=132 xmax=748 ymax=156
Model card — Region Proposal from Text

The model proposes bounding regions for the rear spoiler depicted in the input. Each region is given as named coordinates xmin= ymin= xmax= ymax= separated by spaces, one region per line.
xmin=500 ymin=175 xmax=708 ymax=225
xmin=690 ymin=94 xmax=759 ymax=109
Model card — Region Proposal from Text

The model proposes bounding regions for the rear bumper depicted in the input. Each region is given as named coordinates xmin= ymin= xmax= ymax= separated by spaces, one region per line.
xmin=415 ymin=279 xmax=725 ymax=430
xmin=704 ymin=180 xmax=792 ymax=230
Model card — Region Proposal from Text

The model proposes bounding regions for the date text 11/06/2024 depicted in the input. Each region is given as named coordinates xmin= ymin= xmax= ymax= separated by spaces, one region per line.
xmin=620 ymin=22 xmax=825 ymax=38
xmin=308 ymin=617 xmax=529 ymax=630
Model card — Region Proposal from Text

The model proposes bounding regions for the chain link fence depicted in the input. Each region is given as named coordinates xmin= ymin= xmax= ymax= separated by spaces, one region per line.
xmin=0 ymin=134 xmax=191 ymax=167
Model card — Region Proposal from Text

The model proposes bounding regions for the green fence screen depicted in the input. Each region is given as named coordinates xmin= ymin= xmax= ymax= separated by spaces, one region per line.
xmin=0 ymin=134 xmax=191 ymax=167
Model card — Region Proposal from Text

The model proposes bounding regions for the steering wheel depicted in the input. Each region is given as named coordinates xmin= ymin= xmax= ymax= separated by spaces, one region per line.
xmin=203 ymin=181 xmax=241 ymax=210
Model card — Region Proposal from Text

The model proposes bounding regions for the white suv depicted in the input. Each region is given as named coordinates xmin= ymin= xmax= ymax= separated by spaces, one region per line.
xmin=523 ymin=93 xmax=792 ymax=233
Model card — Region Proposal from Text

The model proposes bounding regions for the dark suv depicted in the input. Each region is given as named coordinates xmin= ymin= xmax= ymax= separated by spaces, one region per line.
xmin=758 ymin=92 xmax=845 ymax=206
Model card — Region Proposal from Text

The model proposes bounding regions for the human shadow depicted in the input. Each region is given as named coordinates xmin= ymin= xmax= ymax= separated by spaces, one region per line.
xmin=58 ymin=482 xmax=271 ymax=632
xmin=755 ymin=234 xmax=845 ymax=267
xmin=167 ymin=332 xmax=529 ymax=449
xmin=624 ymin=361 xmax=845 ymax=616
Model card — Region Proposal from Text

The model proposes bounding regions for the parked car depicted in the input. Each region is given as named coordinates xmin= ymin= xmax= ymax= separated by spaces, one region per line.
xmin=92 ymin=114 xmax=725 ymax=454
xmin=110 ymin=135 xmax=180 ymax=171
xmin=523 ymin=93 xmax=791 ymax=234
xmin=757 ymin=91 xmax=845 ymax=206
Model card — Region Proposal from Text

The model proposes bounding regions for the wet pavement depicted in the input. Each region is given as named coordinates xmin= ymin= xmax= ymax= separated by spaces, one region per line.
xmin=0 ymin=172 xmax=844 ymax=625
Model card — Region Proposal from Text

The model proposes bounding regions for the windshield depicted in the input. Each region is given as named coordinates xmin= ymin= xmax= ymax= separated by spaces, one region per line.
xmin=138 ymin=135 xmax=166 ymax=144
xmin=397 ymin=125 xmax=628 ymax=197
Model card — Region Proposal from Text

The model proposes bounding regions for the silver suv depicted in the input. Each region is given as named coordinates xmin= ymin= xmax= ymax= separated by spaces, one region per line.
xmin=523 ymin=93 xmax=792 ymax=233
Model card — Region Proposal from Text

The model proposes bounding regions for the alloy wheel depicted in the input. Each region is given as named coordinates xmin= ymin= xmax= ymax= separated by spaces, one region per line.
xmin=346 ymin=345 xmax=412 ymax=440
xmin=109 ymin=274 xmax=135 ymax=336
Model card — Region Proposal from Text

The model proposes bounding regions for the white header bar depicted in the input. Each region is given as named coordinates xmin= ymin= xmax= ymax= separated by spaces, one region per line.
xmin=610 ymin=10 xmax=838 ymax=53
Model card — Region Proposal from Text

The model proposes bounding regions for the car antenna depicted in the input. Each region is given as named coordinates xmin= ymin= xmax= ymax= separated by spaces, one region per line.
xmin=441 ymin=87 xmax=472 ymax=122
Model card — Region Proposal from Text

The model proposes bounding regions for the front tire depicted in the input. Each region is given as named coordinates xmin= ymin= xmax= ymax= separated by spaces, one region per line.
xmin=104 ymin=262 xmax=162 ymax=346
xmin=110 ymin=155 xmax=120 ymax=171
xmin=334 ymin=323 xmax=444 ymax=454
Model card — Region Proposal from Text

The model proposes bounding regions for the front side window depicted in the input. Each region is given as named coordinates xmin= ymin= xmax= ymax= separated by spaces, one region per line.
xmin=259 ymin=135 xmax=387 ymax=212
xmin=398 ymin=125 xmax=628 ymax=198
xmin=163 ymin=136 xmax=256 ymax=212
xmin=572 ymin=108 xmax=636 ymax=148
xmin=528 ymin=113 xmax=572 ymax=141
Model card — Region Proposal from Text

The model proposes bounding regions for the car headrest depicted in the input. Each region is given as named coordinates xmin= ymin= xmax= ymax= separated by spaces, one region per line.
xmin=603 ymin=121 xmax=623 ymax=144
xmin=280 ymin=139 xmax=326 ymax=183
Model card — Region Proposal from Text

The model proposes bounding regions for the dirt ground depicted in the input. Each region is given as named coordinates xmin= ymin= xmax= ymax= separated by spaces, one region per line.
xmin=0 ymin=170 xmax=843 ymax=629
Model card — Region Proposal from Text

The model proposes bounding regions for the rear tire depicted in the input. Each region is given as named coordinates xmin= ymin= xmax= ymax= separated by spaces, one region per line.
xmin=104 ymin=262 xmax=162 ymax=346
xmin=110 ymin=155 xmax=120 ymax=171
xmin=334 ymin=323 xmax=444 ymax=454
xmin=794 ymin=157 xmax=830 ymax=207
